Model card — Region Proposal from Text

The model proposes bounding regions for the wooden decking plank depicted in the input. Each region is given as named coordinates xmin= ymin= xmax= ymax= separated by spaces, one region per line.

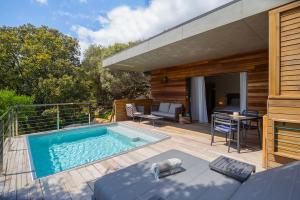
xmin=92 ymin=163 xmax=109 ymax=175
xmin=77 ymin=167 xmax=94 ymax=182
xmin=3 ymin=138 xmax=20 ymax=199
xmin=27 ymin=180 xmax=44 ymax=200
xmin=39 ymin=175 xmax=71 ymax=200
xmin=59 ymin=172 xmax=92 ymax=200
xmin=68 ymin=170 xmax=93 ymax=199
xmin=2 ymin=121 xmax=264 ymax=200
xmin=85 ymin=165 xmax=102 ymax=179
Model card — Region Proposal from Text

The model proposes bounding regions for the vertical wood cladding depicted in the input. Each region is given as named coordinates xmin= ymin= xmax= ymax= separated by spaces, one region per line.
xmin=280 ymin=7 xmax=300 ymax=96
xmin=267 ymin=1 xmax=300 ymax=168
xmin=150 ymin=50 xmax=268 ymax=115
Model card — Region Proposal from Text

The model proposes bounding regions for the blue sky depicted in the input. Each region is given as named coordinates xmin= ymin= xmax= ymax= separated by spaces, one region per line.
xmin=0 ymin=0 xmax=147 ymax=37
xmin=0 ymin=0 xmax=231 ymax=54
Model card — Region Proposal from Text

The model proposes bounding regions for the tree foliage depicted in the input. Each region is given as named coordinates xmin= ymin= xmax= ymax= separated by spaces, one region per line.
xmin=0 ymin=24 xmax=88 ymax=103
xmin=0 ymin=24 xmax=149 ymax=111
xmin=82 ymin=43 xmax=150 ymax=108
xmin=0 ymin=90 xmax=33 ymax=115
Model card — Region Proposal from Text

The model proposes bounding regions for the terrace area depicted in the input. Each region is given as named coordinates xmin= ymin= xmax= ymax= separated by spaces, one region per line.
xmin=1 ymin=0 xmax=299 ymax=199
xmin=0 ymin=120 xmax=262 ymax=200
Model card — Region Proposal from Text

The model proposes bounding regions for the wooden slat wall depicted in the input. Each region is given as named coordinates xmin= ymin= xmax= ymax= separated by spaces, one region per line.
xmin=280 ymin=6 xmax=300 ymax=96
xmin=150 ymin=50 xmax=268 ymax=115
xmin=267 ymin=1 xmax=300 ymax=169
xmin=112 ymin=99 xmax=153 ymax=121
xmin=248 ymin=64 xmax=268 ymax=114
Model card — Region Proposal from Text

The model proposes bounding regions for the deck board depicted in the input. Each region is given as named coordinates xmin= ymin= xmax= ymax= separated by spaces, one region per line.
xmin=0 ymin=121 xmax=263 ymax=199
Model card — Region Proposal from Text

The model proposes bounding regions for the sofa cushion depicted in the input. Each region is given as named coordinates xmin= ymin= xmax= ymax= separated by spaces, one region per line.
xmin=133 ymin=112 xmax=143 ymax=116
xmin=151 ymin=111 xmax=174 ymax=118
xmin=168 ymin=103 xmax=182 ymax=114
xmin=159 ymin=103 xmax=170 ymax=113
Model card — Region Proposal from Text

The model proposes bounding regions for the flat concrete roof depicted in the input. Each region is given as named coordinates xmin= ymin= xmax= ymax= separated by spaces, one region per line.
xmin=103 ymin=0 xmax=294 ymax=72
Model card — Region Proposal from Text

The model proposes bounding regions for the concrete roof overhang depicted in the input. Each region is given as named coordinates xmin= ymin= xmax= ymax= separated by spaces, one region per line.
xmin=103 ymin=0 xmax=294 ymax=72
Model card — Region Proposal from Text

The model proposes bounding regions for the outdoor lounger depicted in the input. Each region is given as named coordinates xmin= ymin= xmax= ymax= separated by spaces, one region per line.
xmin=93 ymin=150 xmax=300 ymax=200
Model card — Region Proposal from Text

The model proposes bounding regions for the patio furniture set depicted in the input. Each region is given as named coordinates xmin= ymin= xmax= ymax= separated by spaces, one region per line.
xmin=211 ymin=110 xmax=262 ymax=153
xmin=125 ymin=102 xmax=183 ymax=126
xmin=126 ymin=102 xmax=261 ymax=153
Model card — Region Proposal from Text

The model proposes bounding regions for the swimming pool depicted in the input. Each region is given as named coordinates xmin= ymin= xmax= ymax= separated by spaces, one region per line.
xmin=27 ymin=123 xmax=168 ymax=178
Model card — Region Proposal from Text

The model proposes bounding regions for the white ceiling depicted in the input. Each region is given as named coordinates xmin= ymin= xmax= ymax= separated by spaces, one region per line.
xmin=103 ymin=0 xmax=293 ymax=72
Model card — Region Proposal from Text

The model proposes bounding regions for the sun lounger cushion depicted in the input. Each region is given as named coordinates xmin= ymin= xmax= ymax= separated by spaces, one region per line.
xmin=93 ymin=150 xmax=241 ymax=200
xmin=230 ymin=160 xmax=300 ymax=200
xmin=209 ymin=156 xmax=256 ymax=182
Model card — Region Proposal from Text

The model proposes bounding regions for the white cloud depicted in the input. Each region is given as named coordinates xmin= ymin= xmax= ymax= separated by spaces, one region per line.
xmin=35 ymin=0 xmax=48 ymax=5
xmin=72 ymin=0 xmax=232 ymax=53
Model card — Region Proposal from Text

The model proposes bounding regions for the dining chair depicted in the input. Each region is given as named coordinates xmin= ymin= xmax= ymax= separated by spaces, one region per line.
xmin=211 ymin=112 xmax=238 ymax=152
xmin=241 ymin=110 xmax=261 ymax=147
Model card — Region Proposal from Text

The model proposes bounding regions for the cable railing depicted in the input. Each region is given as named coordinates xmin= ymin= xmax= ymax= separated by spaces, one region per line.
xmin=0 ymin=102 xmax=96 ymax=172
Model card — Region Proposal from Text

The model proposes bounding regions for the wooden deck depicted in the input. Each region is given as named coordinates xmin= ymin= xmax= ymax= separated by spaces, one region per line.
xmin=0 ymin=121 xmax=263 ymax=200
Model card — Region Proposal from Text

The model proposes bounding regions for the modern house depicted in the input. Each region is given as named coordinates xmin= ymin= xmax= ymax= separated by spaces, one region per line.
xmin=103 ymin=0 xmax=300 ymax=168
xmin=2 ymin=1 xmax=300 ymax=199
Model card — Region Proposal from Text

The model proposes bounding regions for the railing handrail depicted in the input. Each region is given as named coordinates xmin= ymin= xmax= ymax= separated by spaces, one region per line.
xmin=0 ymin=102 xmax=96 ymax=172
xmin=12 ymin=102 xmax=92 ymax=108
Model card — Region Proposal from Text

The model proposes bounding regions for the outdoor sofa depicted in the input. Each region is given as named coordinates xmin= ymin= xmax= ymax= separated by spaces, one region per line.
xmin=151 ymin=103 xmax=182 ymax=121
xmin=92 ymin=150 xmax=300 ymax=200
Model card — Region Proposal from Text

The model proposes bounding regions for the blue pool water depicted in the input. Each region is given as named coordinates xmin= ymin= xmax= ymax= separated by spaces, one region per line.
xmin=27 ymin=124 xmax=167 ymax=178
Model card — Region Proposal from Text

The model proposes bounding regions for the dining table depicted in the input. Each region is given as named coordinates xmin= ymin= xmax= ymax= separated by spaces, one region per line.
xmin=228 ymin=114 xmax=263 ymax=153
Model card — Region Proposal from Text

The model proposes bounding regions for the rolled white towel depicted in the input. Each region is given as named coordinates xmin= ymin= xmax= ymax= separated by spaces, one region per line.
xmin=151 ymin=158 xmax=182 ymax=180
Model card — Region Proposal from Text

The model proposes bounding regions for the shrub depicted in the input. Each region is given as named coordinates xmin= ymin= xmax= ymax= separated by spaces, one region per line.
xmin=0 ymin=90 xmax=33 ymax=116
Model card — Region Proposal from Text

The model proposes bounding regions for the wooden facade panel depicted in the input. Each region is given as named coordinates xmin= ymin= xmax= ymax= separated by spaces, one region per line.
xmin=280 ymin=7 xmax=300 ymax=21
xmin=150 ymin=51 xmax=268 ymax=115
xmin=281 ymin=64 xmax=300 ymax=71
xmin=281 ymin=85 xmax=300 ymax=91
xmin=281 ymin=69 xmax=300 ymax=75
xmin=268 ymin=0 xmax=300 ymax=169
xmin=281 ymin=59 xmax=300 ymax=66
xmin=281 ymin=21 xmax=300 ymax=32
xmin=281 ymin=32 xmax=300 ymax=42
xmin=281 ymin=47 xmax=300 ymax=56
xmin=281 ymin=18 xmax=300 ymax=28
xmin=279 ymin=4 xmax=300 ymax=97
xmin=281 ymin=27 xmax=300 ymax=37
xmin=281 ymin=37 xmax=300 ymax=47
xmin=111 ymin=99 xmax=153 ymax=121
xmin=248 ymin=63 xmax=268 ymax=115
xmin=269 ymin=99 xmax=300 ymax=107
xmin=280 ymin=75 xmax=300 ymax=81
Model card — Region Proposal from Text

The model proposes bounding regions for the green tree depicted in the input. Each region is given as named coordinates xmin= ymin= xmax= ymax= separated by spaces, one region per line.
xmin=34 ymin=74 xmax=90 ymax=104
xmin=82 ymin=43 xmax=150 ymax=108
xmin=0 ymin=24 xmax=89 ymax=103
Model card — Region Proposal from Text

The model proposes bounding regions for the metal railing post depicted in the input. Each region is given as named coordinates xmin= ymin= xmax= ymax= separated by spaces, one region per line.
xmin=8 ymin=112 xmax=11 ymax=138
xmin=0 ymin=120 xmax=3 ymax=172
xmin=15 ymin=109 xmax=18 ymax=136
xmin=8 ymin=111 xmax=12 ymax=151
xmin=88 ymin=103 xmax=91 ymax=125
xmin=57 ymin=105 xmax=60 ymax=130
xmin=12 ymin=109 xmax=15 ymax=137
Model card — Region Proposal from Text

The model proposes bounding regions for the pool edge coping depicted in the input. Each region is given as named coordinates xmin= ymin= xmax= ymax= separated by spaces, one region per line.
xmin=25 ymin=122 xmax=171 ymax=181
